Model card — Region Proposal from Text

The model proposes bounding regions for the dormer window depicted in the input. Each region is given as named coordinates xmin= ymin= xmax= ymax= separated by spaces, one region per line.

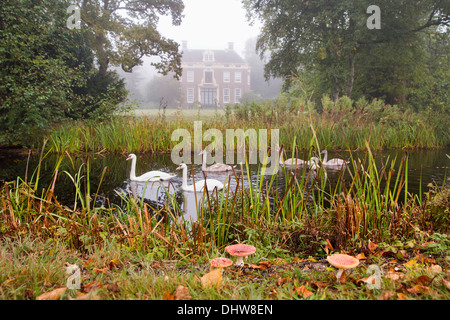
xmin=203 ymin=51 xmax=214 ymax=62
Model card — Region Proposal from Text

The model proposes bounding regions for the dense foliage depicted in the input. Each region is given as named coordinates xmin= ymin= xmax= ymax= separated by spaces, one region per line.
xmin=0 ymin=0 xmax=184 ymax=146
xmin=243 ymin=0 xmax=449 ymax=109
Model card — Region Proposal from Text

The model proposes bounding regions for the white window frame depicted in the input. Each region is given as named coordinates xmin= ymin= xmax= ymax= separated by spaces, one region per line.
xmin=235 ymin=71 xmax=242 ymax=83
xmin=234 ymin=88 xmax=241 ymax=103
xmin=223 ymin=88 xmax=230 ymax=104
xmin=187 ymin=71 xmax=194 ymax=83
xmin=223 ymin=71 xmax=230 ymax=83
xmin=187 ymin=88 xmax=194 ymax=103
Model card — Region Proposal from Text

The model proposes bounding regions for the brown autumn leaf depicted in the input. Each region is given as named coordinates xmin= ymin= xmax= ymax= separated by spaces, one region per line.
xmin=397 ymin=292 xmax=408 ymax=300
xmin=378 ymin=290 xmax=394 ymax=300
xmin=36 ymin=287 xmax=67 ymax=300
xmin=417 ymin=275 xmax=431 ymax=286
xmin=174 ymin=285 xmax=191 ymax=300
xmin=368 ymin=241 xmax=378 ymax=252
xmin=312 ymin=281 xmax=329 ymax=289
xmin=295 ymin=285 xmax=313 ymax=298
xmin=93 ymin=266 xmax=109 ymax=274
xmin=201 ymin=268 xmax=223 ymax=289
xmin=386 ymin=270 xmax=403 ymax=281
xmin=163 ymin=291 xmax=175 ymax=300
xmin=323 ymin=239 xmax=334 ymax=254
xmin=83 ymin=280 xmax=102 ymax=292
xmin=277 ymin=277 xmax=287 ymax=286
xmin=250 ymin=262 xmax=270 ymax=270
xmin=407 ymin=285 xmax=421 ymax=294
xmin=355 ymin=252 xmax=366 ymax=260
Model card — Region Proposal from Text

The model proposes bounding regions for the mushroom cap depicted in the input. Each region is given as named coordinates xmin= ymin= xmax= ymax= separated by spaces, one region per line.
xmin=225 ymin=244 xmax=256 ymax=257
xmin=327 ymin=254 xmax=359 ymax=270
xmin=210 ymin=257 xmax=233 ymax=268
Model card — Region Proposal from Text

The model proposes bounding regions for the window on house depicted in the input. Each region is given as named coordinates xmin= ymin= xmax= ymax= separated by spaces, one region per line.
xmin=235 ymin=88 xmax=241 ymax=103
xmin=187 ymin=71 xmax=194 ymax=82
xmin=235 ymin=71 xmax=242 ymax=83
xmin=223 ymin=88 xmax=230 ymax=104
xmin=200 ymin=88 xmax=217 ymax=106
xmin=203 ymin=51 xmax=214 ymax=62
xmin=204 ymin=71 xmax=213 ymax=84
xmin=187 ymin=88 xmax=194 ymax=103
xmin=223 ymin=71 xmax=230 ymax=83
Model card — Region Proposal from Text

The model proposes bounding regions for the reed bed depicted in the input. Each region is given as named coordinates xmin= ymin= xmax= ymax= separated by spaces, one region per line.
xmin=40 ymin=95 xmax=449 ymax=155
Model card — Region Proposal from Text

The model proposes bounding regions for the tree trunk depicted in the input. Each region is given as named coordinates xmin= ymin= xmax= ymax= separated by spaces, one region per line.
xmin=346 ymin=49 xmax=355 ymax=98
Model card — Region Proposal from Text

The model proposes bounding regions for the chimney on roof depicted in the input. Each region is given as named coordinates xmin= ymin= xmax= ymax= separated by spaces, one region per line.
xmin=228 ymin=42 xmax=234 ymax=51
xmin=182 ymin=40 xmax=188 ymax=50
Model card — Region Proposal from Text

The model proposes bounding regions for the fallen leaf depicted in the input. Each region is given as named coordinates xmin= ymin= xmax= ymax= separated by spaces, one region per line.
xmin=386 ymin=270 xmax=403 ymax=281
xmin=251 ymin=262 xmax=271 ymax=270
xmin=312 ymin=281 xmax=329 ymax=289
xmin=163 ymin=291 xmax=175 ymax=300
xmin=83 ymin=280 xmax=102 ymax=292
xmin=93 ymin=267 xmax=109 ymax=274
xmin=295 ymin=285 xmax=313 ymax=298
xmin=277 ymin=277 xmax=287 ymax=286
xmin=36 ymin=287 xmax=67 ymax=300
xmin=323 ymin=239 xmax=334 ymax=254
xmin=368 ymin=241 xmax=378 ymax=252
xmin=378 ymin=290 xmax=394 ymax=300
xmin=397 ymin=292 xmax=408 ymax=300
xmin=404 ymin=259 xmax=418 ymax=269
xmin=355 ymin=252 xmax=366 ymax=260
xmin=200 ymin=268 xmax=222 ymax=289
xmin=174 ymin=285 xmax=191 ymax=300
xmin=407 ymin=285 xmax=421 ymax=294
xmin=417 ymin=275 xmax=431 ymax=286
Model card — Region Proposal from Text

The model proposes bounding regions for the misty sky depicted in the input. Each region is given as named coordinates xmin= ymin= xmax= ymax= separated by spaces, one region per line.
xmin=157 ymin=0 xmax=262 ymax=57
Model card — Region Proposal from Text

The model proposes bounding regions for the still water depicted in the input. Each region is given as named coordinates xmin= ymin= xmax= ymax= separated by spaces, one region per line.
xmin=1 ymin=149 xmax=448 ymax=221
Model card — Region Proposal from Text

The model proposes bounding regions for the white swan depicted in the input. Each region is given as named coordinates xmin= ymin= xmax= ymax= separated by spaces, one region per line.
xmin=274 ymin=144 xmax=307 ymax=167
xmin=126 ymin=154 xmax=176 ymax=182
xmin=199 ymin=150 xmax=235 ymax=172
xmin=176 ymin=163 xmax=224 ymax=192
xmin=307 ymin=157 xmax=321 ymax=170
xmin=320 ymin=150 xmax=349 ymax=170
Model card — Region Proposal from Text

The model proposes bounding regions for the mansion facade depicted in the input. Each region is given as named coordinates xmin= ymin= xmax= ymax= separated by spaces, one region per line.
xmin=179 ymin=42 xmax=251 ymax=108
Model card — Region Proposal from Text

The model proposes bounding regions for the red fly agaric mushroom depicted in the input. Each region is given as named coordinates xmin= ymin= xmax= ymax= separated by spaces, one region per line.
xmin=327 ymin=253 xmax=360 ymax=282
xmin=225 ymin=244 xmax=256 ymax=266
xmin=209 ymin=257 xmax=233 ymax=272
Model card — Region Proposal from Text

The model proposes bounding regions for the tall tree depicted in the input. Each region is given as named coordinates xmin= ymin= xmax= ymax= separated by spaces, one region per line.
xmin=243 ymin=0 xmax=449 ymax=101
xmin=78 ymin=0 xmax=184 ymax=78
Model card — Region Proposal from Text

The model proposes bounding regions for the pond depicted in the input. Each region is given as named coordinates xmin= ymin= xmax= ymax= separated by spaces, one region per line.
xmin=1 ymin=148 xmax=448 ymax=222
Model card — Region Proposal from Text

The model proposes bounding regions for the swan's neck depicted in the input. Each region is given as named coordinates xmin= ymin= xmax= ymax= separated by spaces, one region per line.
xmin=129 ymin=158 xmax=137 ymax=180
xmin=322 ymin=150 xmax=328 ymax=163
xmin=279 ymin=150 xmax=284 ymax=164
xmin=181 ymin=166 xmax=188 ymax=190
xmin=201 ymin=152 xmax=207 ymax=170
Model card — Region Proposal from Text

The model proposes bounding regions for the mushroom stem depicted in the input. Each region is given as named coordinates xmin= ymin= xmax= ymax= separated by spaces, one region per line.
xmin=336 ymin=269 xmax=344 ymax=282
xmin=235 ymin=256 xmax=244 ymax=266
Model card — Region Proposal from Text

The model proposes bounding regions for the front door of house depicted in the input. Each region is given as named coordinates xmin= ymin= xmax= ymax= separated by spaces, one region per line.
xmin=200 ymin=88 xmax=217 ymax=107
